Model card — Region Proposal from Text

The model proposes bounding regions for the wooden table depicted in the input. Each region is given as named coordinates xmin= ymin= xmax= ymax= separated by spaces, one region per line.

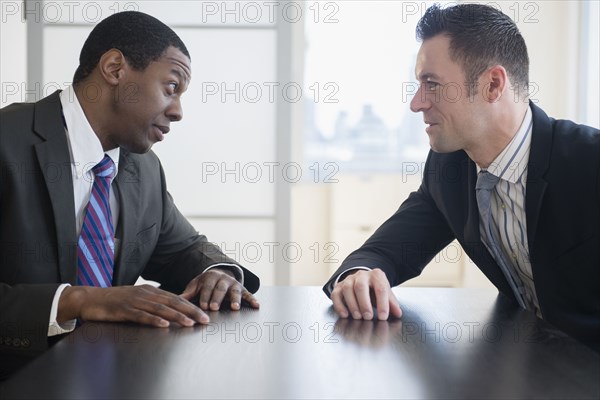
xmin=1 ymin=287 xmax=598 ymax=399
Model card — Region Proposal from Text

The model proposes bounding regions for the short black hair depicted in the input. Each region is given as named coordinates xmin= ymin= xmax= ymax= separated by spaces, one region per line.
xmin=416 ymin=3 xmax=529 ymax=98
xmin=73 ymin=11 xmax=190 ymax=85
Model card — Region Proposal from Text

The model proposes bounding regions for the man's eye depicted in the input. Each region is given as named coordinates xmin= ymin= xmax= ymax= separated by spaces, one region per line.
xmin=425 ymin=81 xmax=439 ymax=90
xmin=168 ymin=82 xmax=178 ymax=92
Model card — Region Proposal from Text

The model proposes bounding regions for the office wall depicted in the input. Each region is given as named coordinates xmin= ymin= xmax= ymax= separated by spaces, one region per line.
xmin=0 ymin=2 xmax=26 ymax=108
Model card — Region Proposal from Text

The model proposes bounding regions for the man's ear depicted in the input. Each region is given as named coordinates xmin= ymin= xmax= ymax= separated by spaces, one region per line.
xmin=483 ymin=65 xmax=508 ymax=103
xmin=97 ymin=49 xmax=127 ymax=86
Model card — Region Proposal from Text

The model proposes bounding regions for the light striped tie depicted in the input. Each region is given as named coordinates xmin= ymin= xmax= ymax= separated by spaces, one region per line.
xmin=476 ymin=170 xmax=527 ymax=309
xmin=77 ymin=155 xmax=116 ymax=287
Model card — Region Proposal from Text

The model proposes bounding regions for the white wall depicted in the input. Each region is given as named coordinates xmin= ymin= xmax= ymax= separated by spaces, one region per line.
xmin=0 ymin=2 xmax=27 ymax=108
xmin=517 ymin=0 xmax=580 ymax=120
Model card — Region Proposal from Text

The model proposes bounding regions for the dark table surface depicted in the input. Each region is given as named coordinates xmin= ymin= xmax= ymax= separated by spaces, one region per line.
xmin=1 ymin=286 xmax=599 ymax=399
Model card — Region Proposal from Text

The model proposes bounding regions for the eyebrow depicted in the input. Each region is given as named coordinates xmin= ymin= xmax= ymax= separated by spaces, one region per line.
xmin=164 ymin=56 xmax=192 ymax=83
xmin=170 ymin=68 xmax=190 ymax=86
xmin=416 ymin=72 xmax=442 ymax=81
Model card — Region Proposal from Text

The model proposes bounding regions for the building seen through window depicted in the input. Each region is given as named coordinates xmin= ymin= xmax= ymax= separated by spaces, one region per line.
xmin=303 ymin=1 xmax=441 ymax=172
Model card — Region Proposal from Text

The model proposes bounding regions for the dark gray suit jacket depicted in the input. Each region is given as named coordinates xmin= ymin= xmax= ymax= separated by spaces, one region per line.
xmin=0 ymin=91 xmax=260 ymax=372
xmin=324 ymin=103 xmax=600 ymax=351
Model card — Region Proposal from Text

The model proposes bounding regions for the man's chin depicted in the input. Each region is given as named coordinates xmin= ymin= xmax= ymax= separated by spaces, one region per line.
xmin=120 ymin=142 xmax=154 ymax=154
xmin=429 ymin=141 xmax=459 ymax=154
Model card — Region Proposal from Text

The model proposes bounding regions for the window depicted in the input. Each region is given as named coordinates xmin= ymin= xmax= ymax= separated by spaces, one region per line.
xmin=303 ymin=1 xmax=449 ymax=172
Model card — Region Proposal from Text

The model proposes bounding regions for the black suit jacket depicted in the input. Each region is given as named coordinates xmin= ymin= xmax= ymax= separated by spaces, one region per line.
xmin=324 ymin=103 xmax=600 ymax=349
xmin=0 ymin=91 xmax=260 ymax=370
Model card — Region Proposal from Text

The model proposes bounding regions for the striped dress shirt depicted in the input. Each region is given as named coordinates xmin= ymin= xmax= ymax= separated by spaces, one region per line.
xmin=479 ymin=107 xmax=540 ymax=316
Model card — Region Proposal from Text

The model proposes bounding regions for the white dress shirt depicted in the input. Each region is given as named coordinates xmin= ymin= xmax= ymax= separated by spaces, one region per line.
xmin=48 ymin=86 xmax=242 ymax=336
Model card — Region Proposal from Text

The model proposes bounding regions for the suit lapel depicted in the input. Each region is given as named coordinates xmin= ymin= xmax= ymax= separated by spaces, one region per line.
xmin=525 ymin=103 xmax=552 ymax=249
xmin=32 ymin=92 xmax=78 ymax=284
xmin=112 ymin=151 xmax=141 ymax=285
xmin=463 ymin=159 xmax=480 ymax=245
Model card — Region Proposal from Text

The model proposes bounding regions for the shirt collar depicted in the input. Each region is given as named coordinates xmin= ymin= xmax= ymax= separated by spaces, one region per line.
xmin=479 ymin=106 xmax=533 ymax=184
xmin=59 ymin=85 xmax=120 ymax=177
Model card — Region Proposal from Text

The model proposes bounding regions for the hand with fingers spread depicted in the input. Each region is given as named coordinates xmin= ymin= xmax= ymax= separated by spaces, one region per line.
xmin=330 ymin=268 xmax=402 ymax=321
xmin=180 ymin=268 xmax=260 ymax=312
xmin=57 ymin=284 xmax=210 ymax=328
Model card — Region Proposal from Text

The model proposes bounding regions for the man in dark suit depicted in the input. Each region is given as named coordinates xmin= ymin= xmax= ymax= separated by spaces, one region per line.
xmin=0 ymin=11 xmax=260 ymax=377
xmin=324 ymin=4 xmax=599 ymax=350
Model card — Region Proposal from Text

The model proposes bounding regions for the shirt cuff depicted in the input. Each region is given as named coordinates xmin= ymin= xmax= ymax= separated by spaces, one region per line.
xmin=48 ymin=284 xmax=77 ymax=337
xmin=327 ymin=266 xmax=373 ymax=293
xmin=203 ymin=263 xmax=244 ymax=286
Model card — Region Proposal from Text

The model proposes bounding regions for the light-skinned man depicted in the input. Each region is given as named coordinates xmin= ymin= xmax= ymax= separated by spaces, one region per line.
xmin=324 ymin=3 xmax=599 ymax=351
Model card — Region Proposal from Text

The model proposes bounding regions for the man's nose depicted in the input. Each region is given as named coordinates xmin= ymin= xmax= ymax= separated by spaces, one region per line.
xmin=409 ymin=85 xmax=430 ymax=113
xmin=167 ymin=97 xmax=183 ymax=122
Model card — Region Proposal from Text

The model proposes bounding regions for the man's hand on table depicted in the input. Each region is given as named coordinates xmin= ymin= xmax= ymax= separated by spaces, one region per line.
xmin=56 ymin=269 xmax=259 ymax=328
xmin=180 ymin=268 xmax=260 ymax=311
xmin=57 ymin=284 xmax=210 ymax=328
xmin=331 ymin=268 xmax=402 ymax=321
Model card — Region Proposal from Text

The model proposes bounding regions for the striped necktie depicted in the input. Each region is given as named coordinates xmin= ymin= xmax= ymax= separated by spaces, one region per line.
xmin=77 ymin=155 xmax=116 ymax=287
xmin=476 ymin=170 xmax=528 ymax=309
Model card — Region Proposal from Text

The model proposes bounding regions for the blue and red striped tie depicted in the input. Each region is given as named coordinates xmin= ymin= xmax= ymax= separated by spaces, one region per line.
xmin=77 ymin=155 xmax=116 ymax=287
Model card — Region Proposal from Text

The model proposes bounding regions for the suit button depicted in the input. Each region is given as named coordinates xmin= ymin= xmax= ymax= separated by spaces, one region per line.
xmin=21 ymin=339 xmax=31 ymax=348
xmin=12 ymin=338 xmax=21 ymax=347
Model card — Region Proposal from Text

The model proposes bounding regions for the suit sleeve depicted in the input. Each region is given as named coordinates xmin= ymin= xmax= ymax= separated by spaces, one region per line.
xmin=139 ymin=162 xmax=260 ymax=295
xmin=323 ymin=153 xmax=455 ymax=297
xmin=0 ymin=283 xmax=61 ymax=377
